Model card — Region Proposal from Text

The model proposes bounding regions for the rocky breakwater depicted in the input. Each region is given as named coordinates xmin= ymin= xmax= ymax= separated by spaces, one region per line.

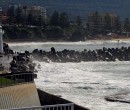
xmin=32 ymin=46 xmax=130 ymax=62
xmin=2 ymin=43 xmax=36 ymax=73
xmin=105 ymin=92 xmax=130 ymax=104
xmin=9 ymin=51 xmax=36 ymax=73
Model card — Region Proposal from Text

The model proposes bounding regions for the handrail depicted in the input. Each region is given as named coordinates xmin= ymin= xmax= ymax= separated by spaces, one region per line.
xmin=9 ymin=103 xmax=74 ymax=110
xmin=0 ymin=72 xmax=35 ymax=88
xmin=0 ymin=71 xmax=34 ymax=76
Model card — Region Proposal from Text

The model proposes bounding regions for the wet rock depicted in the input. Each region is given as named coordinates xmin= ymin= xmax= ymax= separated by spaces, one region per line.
xmin=76 ymin=86 xmax=93 ymax=90
xmin=32 ymin=46 xmax=130 ymax=63
xmin=105 ymin=93 xmax=130 ymax=104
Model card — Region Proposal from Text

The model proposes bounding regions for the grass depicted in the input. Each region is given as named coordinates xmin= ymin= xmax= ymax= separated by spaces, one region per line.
xmin=0 ymin=78 xmax=15 ymax=87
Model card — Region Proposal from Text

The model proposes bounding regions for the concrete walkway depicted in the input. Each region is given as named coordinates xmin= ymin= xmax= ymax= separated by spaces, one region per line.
xmin=0 ymin=55 xmax=12 ymax=74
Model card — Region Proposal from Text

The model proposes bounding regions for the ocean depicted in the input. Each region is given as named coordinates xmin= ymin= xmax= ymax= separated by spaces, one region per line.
xmin=9 ymin=40 xmax=130 ymax=110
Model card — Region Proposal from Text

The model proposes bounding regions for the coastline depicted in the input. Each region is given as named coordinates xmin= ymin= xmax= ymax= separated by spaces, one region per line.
xmin=4 ymin=37 xmax=130 ymax=43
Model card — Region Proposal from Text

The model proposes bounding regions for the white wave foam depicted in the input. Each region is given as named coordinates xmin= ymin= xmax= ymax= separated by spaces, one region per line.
xmin=34 ymin=61 xmax=130 ymax=110
xmin=9 ymin=42 xmax=130 ymax=109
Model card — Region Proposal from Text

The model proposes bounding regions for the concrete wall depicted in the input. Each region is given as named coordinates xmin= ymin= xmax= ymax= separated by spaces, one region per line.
xmin=0 ymin=83 xmax=41 ymax=109
xmin=37 ymin=89 xmax=89 ymax=110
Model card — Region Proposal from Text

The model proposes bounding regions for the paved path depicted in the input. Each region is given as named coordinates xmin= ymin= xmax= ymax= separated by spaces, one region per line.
xmin=0 ymin=55 xmax=12 ymax=74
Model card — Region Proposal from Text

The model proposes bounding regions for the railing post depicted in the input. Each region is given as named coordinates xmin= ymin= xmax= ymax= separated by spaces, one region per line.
xmin=1 ymin=100 xmax=74 ymax=110
xmin=71 ymin=104 xmax=74 ymax=110
xmin=6 ymin=76 xmax=7 ymax=87
xmin=0 ymin=76 xmax=2 ymax=87
xmin=68 ymin=105 xmax=69 ymax=110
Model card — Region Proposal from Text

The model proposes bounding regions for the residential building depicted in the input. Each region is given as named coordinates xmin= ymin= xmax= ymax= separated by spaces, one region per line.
xmin=87 ymin=12 xmax=117 ymax=29
xmin=29 ymin=6 xmax=47 ymax=21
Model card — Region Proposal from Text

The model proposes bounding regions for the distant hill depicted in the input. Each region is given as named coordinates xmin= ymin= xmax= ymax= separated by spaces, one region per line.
xmin=1 ymin=0 xmax=130 ymax=20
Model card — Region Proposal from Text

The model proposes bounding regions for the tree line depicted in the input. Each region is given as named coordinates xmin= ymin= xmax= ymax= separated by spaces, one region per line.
xmin=3 ymin=6 xmax=130 ymax=41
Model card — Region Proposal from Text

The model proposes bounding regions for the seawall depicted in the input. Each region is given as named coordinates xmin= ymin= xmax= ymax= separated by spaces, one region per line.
xmin=37 ymin=89 xmax=89 ymax=110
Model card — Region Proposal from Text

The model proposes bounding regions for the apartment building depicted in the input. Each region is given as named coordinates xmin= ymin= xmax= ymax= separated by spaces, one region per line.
xmin=29 ymin=6 xmax=47 ymax=21
xmin=88 ymin=12 xmax=117 ymax=28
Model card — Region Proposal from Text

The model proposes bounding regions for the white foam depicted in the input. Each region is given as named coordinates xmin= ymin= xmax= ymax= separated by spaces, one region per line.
xmin=10 ymin=42 xmax=130 ymax=110
xmin=34 ymin=61 xmax=130 ymax=110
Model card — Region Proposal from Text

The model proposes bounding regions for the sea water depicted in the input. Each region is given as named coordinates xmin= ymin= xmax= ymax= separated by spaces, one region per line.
xmin=9 ymin=40 xmax=130 ymax=110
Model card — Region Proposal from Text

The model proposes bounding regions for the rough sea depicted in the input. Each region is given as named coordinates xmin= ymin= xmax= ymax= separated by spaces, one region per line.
xmin=9 ymin=40 xmax=130 ymax=110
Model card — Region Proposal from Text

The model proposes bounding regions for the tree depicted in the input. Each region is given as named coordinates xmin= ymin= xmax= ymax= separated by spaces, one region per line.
xmin=94 ymin=11 xmax=100 ymax=28
xmin=76 ymin=16 xmax=82 ymax=27
xmin=88 ymin=11 xmax=101 ymax=34
xmin=23 ymin=6 xmax=28 ymax=25
xmin=114 ymin=16 xmax=121 ymax=33
xmin=50 ymin=11 xmax=59 ymax=26
xmin=104 ymin=14 xmax=112 ymax=32
xmin=59 ymin=12 xmax=70 ymax=28
xmin=7 ymin=6 xmax=15 ymax=24
xmin=37 ymin=15 xmax=45 ymax=26
xmin=70 ymin=29 xmax=85 ymax=41
xmin=27 ymin=14 xmax=33 ymax=25
xmin=124 ymin=18 xmax=130 ymax=32
xmin=16 ymin=6 xmax=23 ymax=26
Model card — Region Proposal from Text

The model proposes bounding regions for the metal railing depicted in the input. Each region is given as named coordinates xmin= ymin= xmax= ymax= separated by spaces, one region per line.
xmin=9 ymin=103 xmax=74 ymax=110
xmin=0 ymin=72 xmax=35 ymax=88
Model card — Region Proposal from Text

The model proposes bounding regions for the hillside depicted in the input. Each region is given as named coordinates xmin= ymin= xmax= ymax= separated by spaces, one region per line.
xmin=1 ymin=0 xmax=130 ymax=20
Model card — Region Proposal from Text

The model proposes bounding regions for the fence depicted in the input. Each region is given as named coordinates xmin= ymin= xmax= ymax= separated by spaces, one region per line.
xmin=0 ymin=72 xmax=35 ymax=88
xmin=9 ymin=103 xmax=74 ymax=110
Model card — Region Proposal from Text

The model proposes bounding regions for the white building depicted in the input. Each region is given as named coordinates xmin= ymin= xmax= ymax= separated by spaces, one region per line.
xmin=29 ymin=6 xmax=47 ymax=21
xmin=0 ymin=26 xmax=4 ymax=54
